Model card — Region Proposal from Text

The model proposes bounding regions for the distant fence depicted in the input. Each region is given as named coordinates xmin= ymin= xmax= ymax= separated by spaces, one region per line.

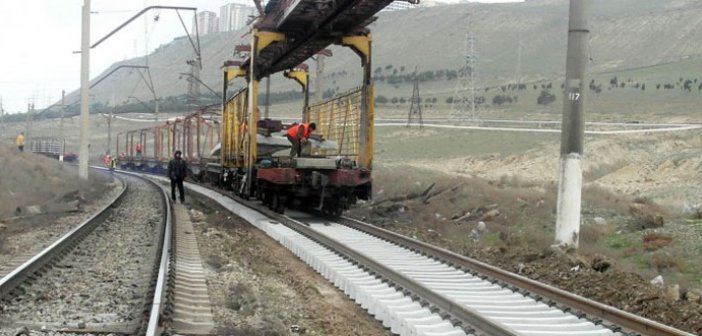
xmin=30 ymin=137 xmax=64 ymax=159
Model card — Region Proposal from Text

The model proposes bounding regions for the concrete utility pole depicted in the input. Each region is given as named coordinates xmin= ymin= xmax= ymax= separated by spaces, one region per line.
xmin=554 ymin=0 xmax=591 ymax=249
xmin=60 ymin=90 xmax=66 ymax=160
xmin=315 ymin=55 xmax=324 ymax=102
xmin=264 ymin=76 xmax=270 ymax=118
xmin=25 ymin=101 xmax=31 ymax=139
xmin=105 ymin=93 xmax=115 ymax=155
xmin=0 ymin=96 xmax=4 ymax=135
xmin=79 ymin=0 xmax=91 ymax=180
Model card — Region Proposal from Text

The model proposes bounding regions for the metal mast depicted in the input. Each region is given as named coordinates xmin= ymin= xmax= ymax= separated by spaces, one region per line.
xmin=451 ymin=16 xmax=477 ymax=123
xmin=407 ymin=68 xmax=424 ymax=128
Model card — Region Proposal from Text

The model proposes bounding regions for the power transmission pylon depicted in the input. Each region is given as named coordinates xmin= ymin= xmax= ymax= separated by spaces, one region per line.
xmin=407 ymin=69 xmax=423 ymax=128
xmin=451 ymin=16 xmax=478 ymax=123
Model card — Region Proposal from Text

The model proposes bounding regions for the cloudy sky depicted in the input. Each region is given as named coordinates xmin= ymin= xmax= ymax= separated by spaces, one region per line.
xmin=0 ymin=0 xmax=522 ymax=113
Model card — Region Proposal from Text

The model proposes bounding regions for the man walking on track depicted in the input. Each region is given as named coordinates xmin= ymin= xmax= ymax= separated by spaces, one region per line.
xmin=167 ymin=150 xmax=188 ymax=203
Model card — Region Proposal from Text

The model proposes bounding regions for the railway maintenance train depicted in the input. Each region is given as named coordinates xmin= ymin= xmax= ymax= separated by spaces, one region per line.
xmin=115 ymin=0 xmax=397 ymax=215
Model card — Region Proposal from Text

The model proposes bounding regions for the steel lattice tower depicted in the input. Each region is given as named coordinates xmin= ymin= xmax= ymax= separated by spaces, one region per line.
xmin=451 ymin=16 xmax=478 ymax=123
xmin=407 ymin=69 xmax=424 ymax=128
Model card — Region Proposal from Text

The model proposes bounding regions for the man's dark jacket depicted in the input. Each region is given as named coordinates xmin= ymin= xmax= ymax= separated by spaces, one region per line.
xmin=168 ymin=158 xmax=187 ymax=181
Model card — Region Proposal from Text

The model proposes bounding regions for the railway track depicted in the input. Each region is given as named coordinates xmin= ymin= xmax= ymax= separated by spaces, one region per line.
xmin=0 ymin=173 xmax=169 ymax=335
xmin=185 ymin=181 xmax=696 ymax=336
xmin=12 ymin=168 xmax=688 ymax=335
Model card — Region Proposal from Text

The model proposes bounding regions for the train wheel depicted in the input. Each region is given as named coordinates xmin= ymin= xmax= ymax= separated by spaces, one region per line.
xmin=276 ymin=195 xmax=287 ymax=214
xmin=255 ymin=183 xmax=264 ymax=201
xmin=265 ymin=189 xmax=273 ymax=206
xmin=270 ymin=192 xmax=280 ymax=211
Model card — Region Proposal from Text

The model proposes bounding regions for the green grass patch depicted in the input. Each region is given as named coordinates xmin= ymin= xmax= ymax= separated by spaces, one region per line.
xmin=483 ymin=232 xmax=503 ymax=247
xmin=603 ymin=234 xmax=636 ymax=249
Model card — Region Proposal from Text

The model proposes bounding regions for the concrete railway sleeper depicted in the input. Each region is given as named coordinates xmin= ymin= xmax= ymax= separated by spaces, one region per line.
xmin=181 ymin=179 xmax=695 ymax=336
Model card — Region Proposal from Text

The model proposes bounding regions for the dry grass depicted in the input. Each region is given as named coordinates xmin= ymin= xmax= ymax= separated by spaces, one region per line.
xmin=647 ymin=252 xmax=681 ymax=272
xmin=628 ymin=197 xmax=668 ymax=229
xmin=216 ymin=316 xmax=288 ymax=336
xmin=205 ymin=254 xmax=226 ymax=271
xmin=225 ymin=282 xmax=258 ymax=315
xmin=361 ymin=164 xmax=699 ymax=288
xmin=642 ymin=232 xmax=673 ymax=251
xmin=583 ymin=184 xmax=632 ymax=215
xmin=580 ymin=224 xmax=612 ymax=243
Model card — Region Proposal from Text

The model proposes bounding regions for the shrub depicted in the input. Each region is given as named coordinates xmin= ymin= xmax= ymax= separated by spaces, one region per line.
xmin=648 ymin=252 xmax=680 ymax=271
xmin=536 ymin=90 xmax=556 ymax=105
xmin=642 ymin=233 xmax=672 ymax=251
xmin=492 ymin=94 xmax=513 ymax=105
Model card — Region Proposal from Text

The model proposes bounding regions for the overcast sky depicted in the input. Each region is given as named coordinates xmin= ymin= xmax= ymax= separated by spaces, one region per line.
xmin=0 ymin=0 xmax=522 ymax=113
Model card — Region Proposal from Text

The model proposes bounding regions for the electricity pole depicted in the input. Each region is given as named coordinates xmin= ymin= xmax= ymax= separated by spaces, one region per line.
xmin=554 ymin=0 xmax=591 ymax=249
xmin=60 ymin=90 xmax=66 ymax=160
xmin=25 ymin=101 xmax=31 ymax=139
xmin=0 ymin=96 xmax=4 ymax=135
xmin=79 ymin=0 xmax=91 ymax=179
xmin=315 ymin=55 xmax=324 ymax=102
xmin=264 ymin=76 xmax=270 ymax=118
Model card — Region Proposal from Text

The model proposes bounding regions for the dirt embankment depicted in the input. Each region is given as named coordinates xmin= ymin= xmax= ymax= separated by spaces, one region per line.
xmin=0 ymin=143 xmax=110 ymax=220
xmin=188 ymin=195 xmax=391 ymax=335
xmin=349 ymin=166 xmax=702 ymax=335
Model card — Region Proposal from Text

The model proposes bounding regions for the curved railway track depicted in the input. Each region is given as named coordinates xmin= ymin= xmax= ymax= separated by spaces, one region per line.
xmin=0 ymin=173 xmax=170 ymax=336
xmin=10 ymin=168 xmax=690 ymax=335
xmin=184 ymin=180 xmax=696 ymax=336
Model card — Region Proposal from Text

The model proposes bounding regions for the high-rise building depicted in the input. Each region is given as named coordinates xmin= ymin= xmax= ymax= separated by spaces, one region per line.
xmin=193 ymin=11 xmax=219 ymax=35
xmin=382 ymin=1 xmax=418 ymax=11
xmin=220 ymin=3 xmax=257 ymax=32
xmin=419 ymin=0 xmax=451 ymax=7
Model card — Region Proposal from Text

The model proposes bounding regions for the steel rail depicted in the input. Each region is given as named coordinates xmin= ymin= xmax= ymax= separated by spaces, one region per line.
xmin=145 ymin=180 xmax=173 ymax=336
xmin=122 ymin=172 xmax=694 ymax=335
xmin=177 ymin=178 xmax=509 ymax=335
xmin=0 ymin=174 xmax=127 ymax=299
xmin=339 ymin=216 xmax=696 ymax=336
xmin=95 ymin=167 xmax=173 ymax=335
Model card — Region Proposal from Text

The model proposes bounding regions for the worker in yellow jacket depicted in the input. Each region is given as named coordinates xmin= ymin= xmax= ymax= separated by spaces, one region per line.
xmin=15 ymin=132 xmax=25 ymax=152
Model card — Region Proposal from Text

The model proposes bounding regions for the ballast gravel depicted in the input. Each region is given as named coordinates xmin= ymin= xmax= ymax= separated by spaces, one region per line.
xmin=0 ymin=175 xmax=163 ymax=334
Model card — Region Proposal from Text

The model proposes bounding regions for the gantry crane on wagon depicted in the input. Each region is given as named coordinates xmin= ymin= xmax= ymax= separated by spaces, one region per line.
xmin=222 ymin=0 xmax=418 ymax=197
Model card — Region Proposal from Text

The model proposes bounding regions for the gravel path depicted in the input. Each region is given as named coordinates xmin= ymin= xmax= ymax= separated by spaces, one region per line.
xmin=0 ymin=175 xmax=164 ymax=334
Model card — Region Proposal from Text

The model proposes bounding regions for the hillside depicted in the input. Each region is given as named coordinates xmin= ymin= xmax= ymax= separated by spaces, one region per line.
xmin=61 ymin=0 xmax=702 ymax=118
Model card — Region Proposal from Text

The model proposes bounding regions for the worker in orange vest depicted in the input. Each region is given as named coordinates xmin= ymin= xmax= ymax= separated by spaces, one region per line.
xmin=286 ymin=122 xmax=316 ymax=158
